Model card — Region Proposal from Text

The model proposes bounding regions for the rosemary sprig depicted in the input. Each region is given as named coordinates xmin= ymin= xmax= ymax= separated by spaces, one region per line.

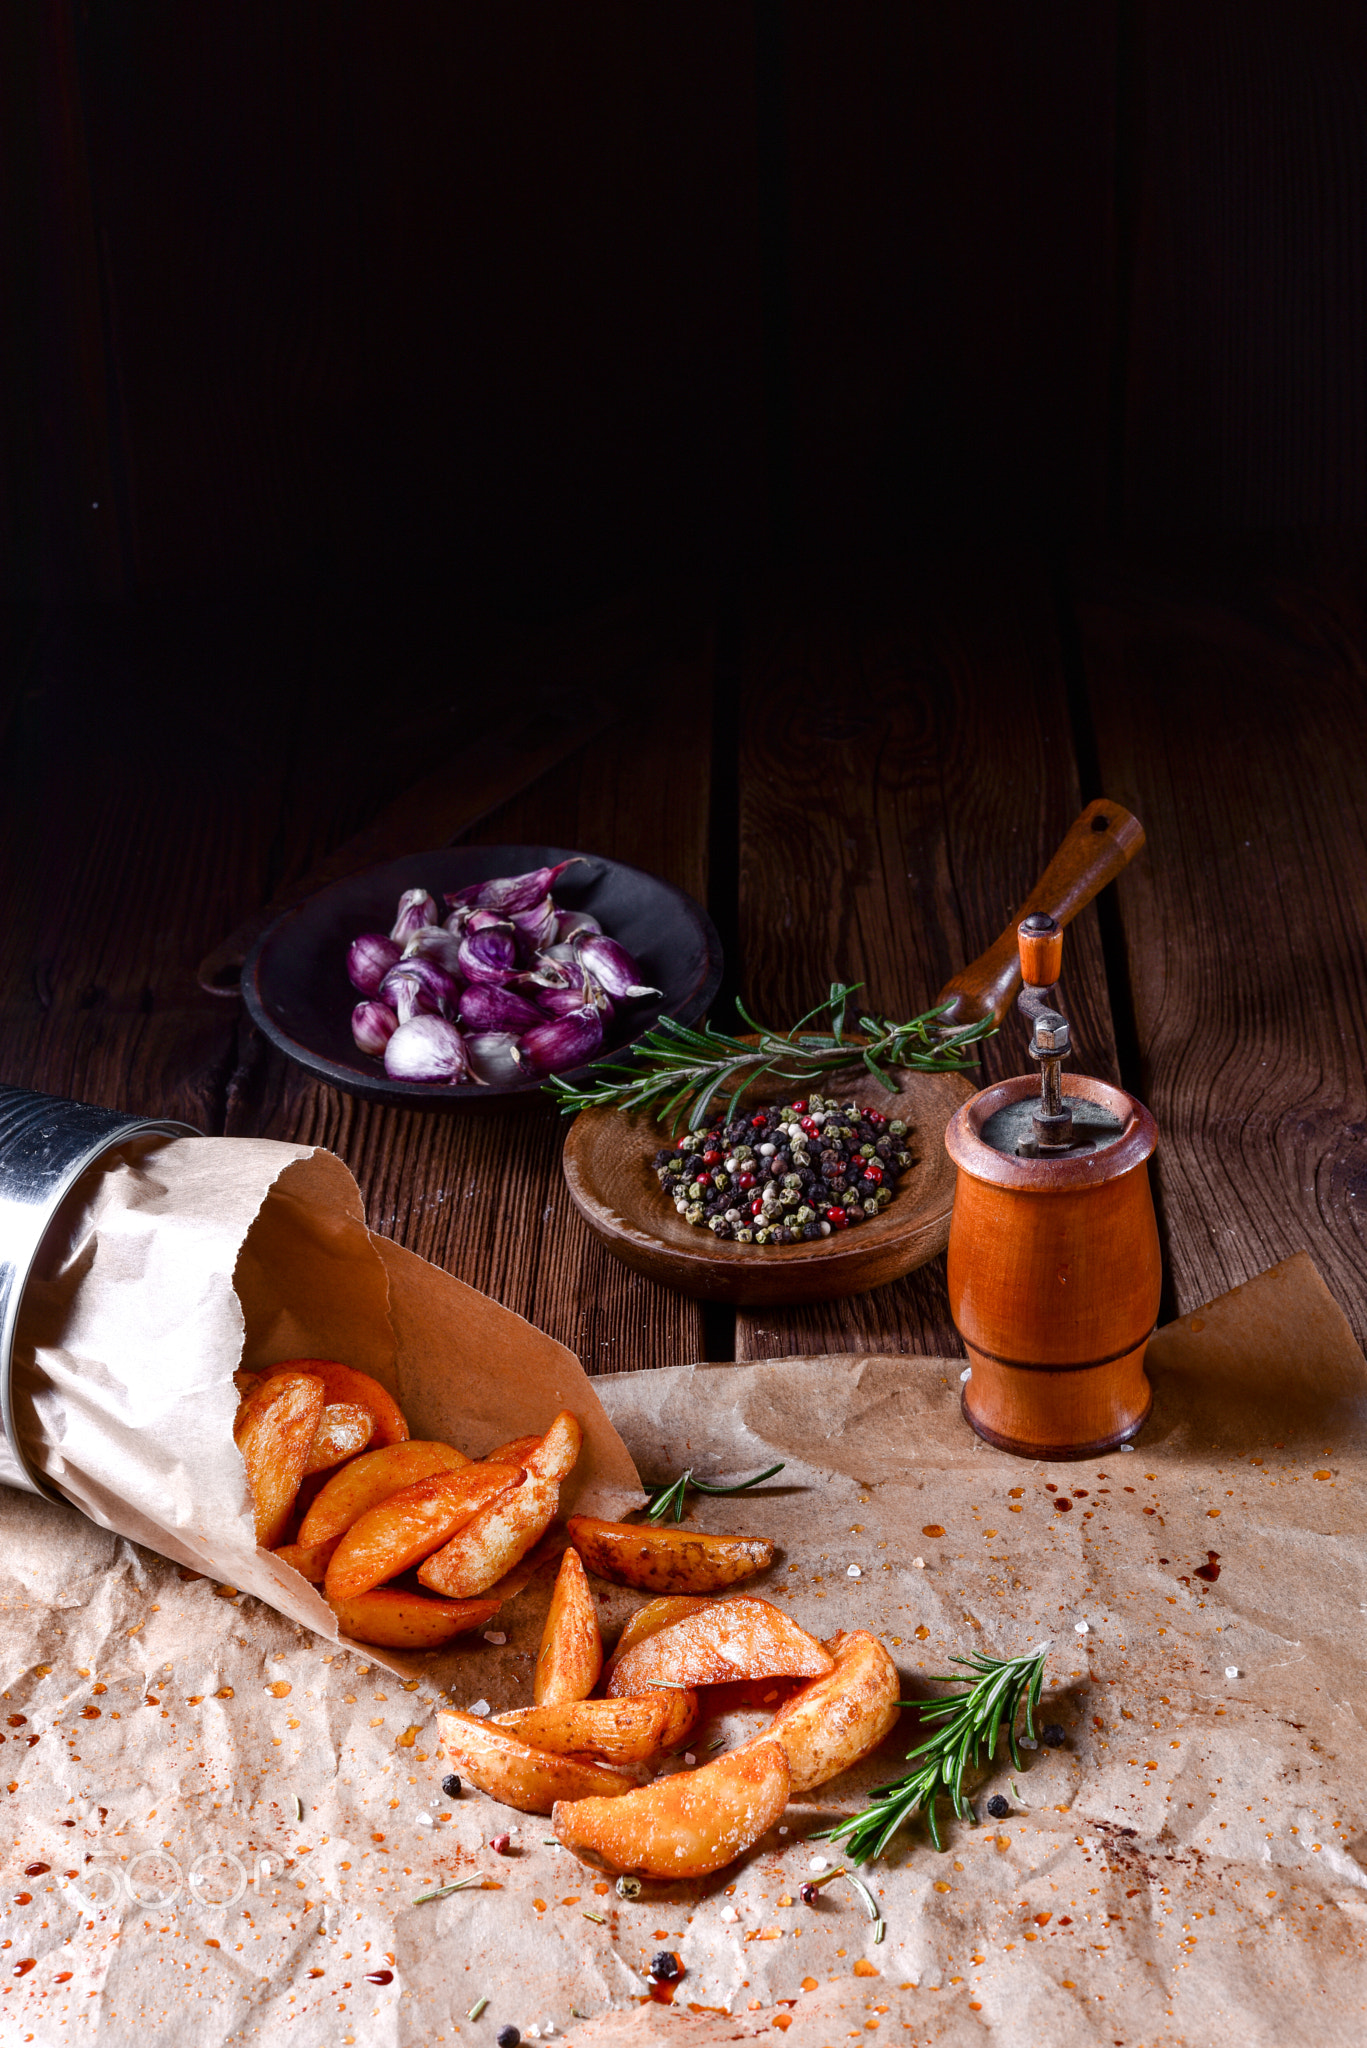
xmin=646 ymin=1463 xmax=786 ymax=1524
xmin=545 ymin=983 xmax=995 ymax=1132
xmin=821 ymin=1645 xmax=1048 ymax=1863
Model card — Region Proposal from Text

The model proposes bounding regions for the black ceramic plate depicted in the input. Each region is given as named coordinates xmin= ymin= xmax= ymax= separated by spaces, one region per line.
xmin=241 ymin=845 xmax=723 ymax=1109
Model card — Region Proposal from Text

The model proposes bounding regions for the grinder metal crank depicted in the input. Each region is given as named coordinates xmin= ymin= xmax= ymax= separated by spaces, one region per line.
xmin=944 ymin=912 xmax=1162 ymax=1460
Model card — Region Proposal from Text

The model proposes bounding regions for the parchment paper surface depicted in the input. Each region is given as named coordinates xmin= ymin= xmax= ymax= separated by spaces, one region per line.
xmin=0 ymin=1253 xmax=1362 ymax=2048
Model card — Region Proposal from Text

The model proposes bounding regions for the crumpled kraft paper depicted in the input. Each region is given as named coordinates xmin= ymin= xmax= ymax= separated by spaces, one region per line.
xmin=0 ymin=1252 xmax=1362 ymax=2047
xmin=7 ymin=1133 xmax=643 ymax=1673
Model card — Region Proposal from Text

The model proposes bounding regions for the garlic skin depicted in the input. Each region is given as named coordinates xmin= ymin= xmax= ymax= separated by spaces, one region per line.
xmin=537 ymin=973 xmax=613 ymax=1018
xmin=458 ymin=983 xmax=545 ymax=1034
xmin=509 ymin=895 xmax=558 ymax=951
xmin=351 ymin=1000 xmax=399 ymax=1055
xmin=553 ymin=908 xmax=602 ymax=943
xmin=402 ymin=925 xmax=466 ymax=977
xmin=347 ymin=932 xmax=402 ymax=996
xmin=465 ymin=1031 xmax=530 ymax=1086
xmin=390 ymin=888 xmax=438 ymax=943
xmin=383 ymin=1014 xmax=469 ymax=1085
xmin=518 ymin=1003 xmax=604 ymax=1074
xmin=445 ymin=857 xmax=586 ymax=917
xmin=573 ymin=933 xmax=660 ymax=1001
xmin=457 ymin=921 xmax=518 ymax=984
xmin=380 ymin=957 xmax=459 ymax=1023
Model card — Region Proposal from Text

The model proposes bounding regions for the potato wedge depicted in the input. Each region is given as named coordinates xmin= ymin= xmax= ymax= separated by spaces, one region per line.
xmin=298 ymin=1440 xmax=471 ymax=1548
xmin=534 ymin=1546 xmax=602 ymax=1706
xmin=493 ymin=1692 xmax=697 ymax=1766
xmin=303 ymin=1402 xmax=374 ymax=1474
xmin=526 ymin=1410 xmax=582 ymax=1482
xmin=763 ymin=1630 xmax=901 ymax=1791
xmin=235 ymin=1372 xmax=326 ymax=1547
xmin=436 ymin=1709 xmax=637 ymax=1814
xmin=417 ymin=1474 xmax=559 ymax=1599
xmin=606 ymin=1596 xmax=833 ymax=1697
xmin=553 ymin=1737 xmax=789 ymax=1878
xmin=480 ymin=1433 xmax=542 ymax=1468
xmin=602 ymin=1596 xmax=712 ymax=1686
xmin=259 ymin=1360 xmax=410 ymax=1447
xmin=325 ymin=1463 xmax=525 ymax=1602
xmin=330 ymin=1590 xmax=500 ymax=1649
xmin=272 ymin=1536 xmax=340 ymax=1583
xmin=567 ymin=1516 xmax=774 ymax=1595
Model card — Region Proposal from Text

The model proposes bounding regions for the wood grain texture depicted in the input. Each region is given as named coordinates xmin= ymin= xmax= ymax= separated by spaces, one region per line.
xmin=1120 ymin=0 xmax=1367 ymax=531
xmin=734 ymin=554 xmax=1121 ymax=1362
xmin=227 ymin=595 xmax=717 ymax=1376
xmin=1076 ymin=538 xmax=1367 ymax=1343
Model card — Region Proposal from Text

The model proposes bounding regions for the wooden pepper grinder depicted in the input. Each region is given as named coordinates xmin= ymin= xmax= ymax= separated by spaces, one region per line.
xmin=944 ymin=913 xmax=1161 ymax=1459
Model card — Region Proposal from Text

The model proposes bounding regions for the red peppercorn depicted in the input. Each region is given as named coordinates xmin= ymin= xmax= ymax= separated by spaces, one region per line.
xmin=862 ymin=1161 xmax=884 ymax=1184
xmin=751 ymin=1113 xmax=767 ymax=1126
xmin=676 ymin=1136 xmax=691 ymax=1149
xmin=750 ymin=1199 xmax=765 ymax=1217
xmin=790 ymin=1100 xmax=806 ymax=1114
xmin=489 ymin=1832 xmax=512 ymax=1854
xmin=799 ymin=1116 xmax=819 ymax=1136
xmin=702 ymin=1150 xmax=722 ymax=1165
xmin=737 ymin=1172 xmax=756 ymax=1189
xmin=825 ymin=1208 xmax=848 ymax=1229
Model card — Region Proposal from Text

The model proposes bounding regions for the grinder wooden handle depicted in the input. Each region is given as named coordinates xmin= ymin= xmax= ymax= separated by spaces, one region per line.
xmin=1017 ymin=912 xmax=1063 ymax=989
xmin=934 ymin=798 xmax=1143 ymax=1029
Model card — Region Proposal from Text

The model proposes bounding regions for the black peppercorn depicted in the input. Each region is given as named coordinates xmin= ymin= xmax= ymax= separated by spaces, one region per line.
xmin=986 ymin=1793 xmax=1011 ymax=1818
xmin=1040 ymin=1723 xmax=1067 ymax=1747
xmin=497 ymin=2028 xmax=520 ymax=2048
xmin=650 ymin=1952 xmax=681 ymax=1981
xmin=441 ymin=1773 xmax=462 ymax=1798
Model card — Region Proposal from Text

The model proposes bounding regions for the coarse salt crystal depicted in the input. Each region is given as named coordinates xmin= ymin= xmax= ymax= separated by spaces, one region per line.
xmin=470 ymin=1698 xmax=491 ymax=1717
xmin=847 ymin=1564 xmax=862 ymax=1578
xmin=483 ymin=1631 xmax=507 ymax=1645
xmin=1120 ymin=1443 xmax=1135 ymax=1453
xmin=720 ymin=1906 xmax=738 ymax=1922
xmin=913 ymin=1556 xmax=925 ymax=1569
xmin=1075 ymin=1621 xmax=1089 ymax=1634
xmin=1225 ymin=1666 xmax=1241 ymax=1679
xmin=959 ymin=1367 xmax=972 ymax=1382
xmin=684 ymin=1752 xmax=696 ymax=1765
xmin=526 ymin=2028 xmax=540 ymax=2039
xmin=779 ymin=1826 xmax=788 ymax=1835
xmin=544 ymin=2025 xmax=557 ymax=2037
xmin=415 ymin=1812 xmax=432 ymax=1827
xmin=809 ymin=1855 xmax=829 ymax=1871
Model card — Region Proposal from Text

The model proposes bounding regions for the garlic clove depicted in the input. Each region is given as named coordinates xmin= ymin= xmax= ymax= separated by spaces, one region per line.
xmin=347 ymin=933 xmax=402 ymax=996
xmin=518 ymin=1003 xmax=604 ymax=1074
xmin=553 ymin=908 xmax=602 ymax=943
xmin=383 ymin=1014 xmax=469 ymax=1085
xmin=573 ymin=933 xmax=660 ymax=1001
xmin=380 ymin=957 xmax=459 ymax=1022
xmin=390 ymin=888 xmax=438 ymax=943
xmin=465 ymin=1031 xmax=531 ymax=1086
xmin=444 ymin=857 xmax=586 ymax=918
xmin=351 ymin=1000 xmax=399 ymax=1056
xmin=458 ymin=983 xmax=545 ymax=1034
xmin=401 ymin=925 xmax=466 ymax=978
xmin=509 ymin=895 xmax=558 ymax=951
xmin=457 ymin=922 xmax=518 ymax=984
xmin=537 ymin=973 xmax=613 ymax=1019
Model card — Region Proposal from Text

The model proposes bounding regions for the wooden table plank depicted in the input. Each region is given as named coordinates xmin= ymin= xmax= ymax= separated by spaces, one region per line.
xmin=1076 ymin=538 xmax=1367 ymax=1344
xmin=735 ymin=552 xmax=1121 ymax=1361
xmin=227 ymin=590 xmax=717 ymax=1376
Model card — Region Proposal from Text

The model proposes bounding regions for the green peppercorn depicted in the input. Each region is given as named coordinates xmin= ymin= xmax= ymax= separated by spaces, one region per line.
xmin=754 ymin=1227 xmax=771 ymax=1245
xmin=712 ymin=1171 xmax=730 ymax=1190
xmin=888 ymin=1118 xmax=908 ymax=1136
xmin=735 ymin=1227 xmax=754 ymax=1243
xmin=860 ymin=1142 xmax=876 ymax=1158
xmin=862 ymin=1197 xmax=879 ymax=1216
xmin=780 ymin=1188 xmax=800 ymax=1208
xmin=685 ymin=1203 xmax=705 ymax=1224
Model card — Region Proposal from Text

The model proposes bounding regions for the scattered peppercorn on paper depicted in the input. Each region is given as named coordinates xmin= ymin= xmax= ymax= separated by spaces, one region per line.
xmin=0 ymin=1254 xmax=1364 ymax=2045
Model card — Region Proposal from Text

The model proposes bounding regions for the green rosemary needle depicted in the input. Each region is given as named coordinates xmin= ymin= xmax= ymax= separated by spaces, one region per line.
xmin=821 ymin=1645 xmax=1048 ymax=1862
xmin=646 ymin=1463 xmax=786 ymax=1524
xmin=545 ymin=983 xmax=994 ymax=1132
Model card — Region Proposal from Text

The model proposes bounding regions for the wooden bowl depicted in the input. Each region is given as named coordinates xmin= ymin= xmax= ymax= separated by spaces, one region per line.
xmin=561 ymin=1062 xmax=974 ymax=1305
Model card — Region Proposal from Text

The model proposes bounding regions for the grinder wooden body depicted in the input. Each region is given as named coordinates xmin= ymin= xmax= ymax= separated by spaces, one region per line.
xmin=945 ymin=1073 xmax=1160 ymax=1459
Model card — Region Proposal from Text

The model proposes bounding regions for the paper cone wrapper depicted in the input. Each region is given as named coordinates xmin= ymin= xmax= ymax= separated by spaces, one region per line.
xmin=8 ymin=1133 xmax=643 ymax=1666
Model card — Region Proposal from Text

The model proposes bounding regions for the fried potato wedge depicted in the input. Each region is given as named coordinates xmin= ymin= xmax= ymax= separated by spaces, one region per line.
xmin=526 ymin=1409 xmax=582 ymax=1482
xmin=480 ymin=1433 xmax=542 ymax=1468
xmin=297 ymin=1440 xmax=471 ymax=1548
xmin=259 ymin=1360 xmax=410 ymax=1447
xmin=330 ymin=1589 xmax=500 ymax=1649
xmin=534 ymin=1546 xmax=602 ymax=1706
xmin=763 ymin=1629 xmax=901 ymax=1791
xmin=233 ymin=1370 xmax=262 ymax=1398
xmin=325 ymin=1463 xmax=525 ymax=1601
xmin=235 ymin=1372 xmax=326 ymax=1548
xmin=552 ymin=1738 xmax=789 ymax=1878
xmin=303 ymin=1402 xmax=374 ymax=1475
xmin=417 ymin=1474 xmax=559 ymax=1599
xmin=437 ymin=1709 xmax=637 ymax=1814
xmin=567 ymin=1516 xmax=774 ymax=1595
xmin=493 ymin=1692 xmax=697 ymax=1766
xmin=606 ymin=1596 xmax=833 ymax=1697
xmin=272 ymin=1536 xmax=340 ymax=1583
xmin=602 ymin=1596 xmax=712 ymax=1686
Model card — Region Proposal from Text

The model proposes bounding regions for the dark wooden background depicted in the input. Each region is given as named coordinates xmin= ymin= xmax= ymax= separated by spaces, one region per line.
xmin=7 ymin=5 xmax=1367 ymax=1375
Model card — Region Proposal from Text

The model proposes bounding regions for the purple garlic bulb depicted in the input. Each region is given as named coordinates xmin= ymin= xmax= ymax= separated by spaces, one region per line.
xmin=537 ymin=973 xmax=613 ymax=1018
xmin=380 ymin=956 xmax=459 ymax=1024
xmin=458 ymin=983 xmax=545 ymax=1034
xmin=457 ymin=919 xmax=518 ymax=984
xmin=553 ymin=908 xmax=602 ymax=943
xmin=465 ymin=1031 xmax=531 ymax=1086
xmin=518 ymin=1003 xmax=604 ymax=1074
xmin=383 ymin=1014 xmax=469 ymax=1085
xmin=390 ymin=888 xmax=438 ymax=943
xmin=573 ymin=933 xmax=660 ymax=1001
xmin=351 ymin=1000 xmax=399 ymax=1056
xmin=347 ymin=932 xmax=402 ymax=996
xmin=445 ymin=857 xmax=586 ymax=916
